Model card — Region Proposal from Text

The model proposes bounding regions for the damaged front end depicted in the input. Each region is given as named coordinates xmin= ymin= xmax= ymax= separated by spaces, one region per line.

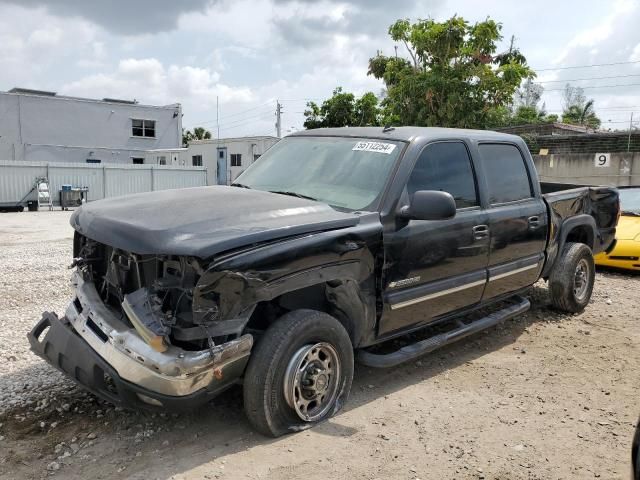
xmin=28 ymin=234 xmax=253 ymax=410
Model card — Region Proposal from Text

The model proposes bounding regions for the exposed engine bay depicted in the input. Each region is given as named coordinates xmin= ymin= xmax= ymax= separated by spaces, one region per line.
xmin=73 ymin=233 xmax=236 ymax=354
xmin=24 ymin=233 xmax=255 ymax=406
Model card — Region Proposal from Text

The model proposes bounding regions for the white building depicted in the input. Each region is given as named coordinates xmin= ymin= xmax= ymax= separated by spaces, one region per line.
xmin=182 ymin=136 xmax=280 ymax=185
xmin=0 ymin=87 xmax=182 ymax=164
xmin=144 ymin=147 xmax=188 ymax=166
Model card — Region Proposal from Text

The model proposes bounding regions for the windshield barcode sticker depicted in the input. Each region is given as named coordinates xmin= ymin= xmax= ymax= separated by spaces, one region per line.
xmin=352 ymin=141 xmax=396 ymax=154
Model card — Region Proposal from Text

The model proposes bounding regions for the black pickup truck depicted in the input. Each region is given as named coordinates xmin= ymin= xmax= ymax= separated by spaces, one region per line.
xmin=29 ymin=127 xmax=619 ymax=437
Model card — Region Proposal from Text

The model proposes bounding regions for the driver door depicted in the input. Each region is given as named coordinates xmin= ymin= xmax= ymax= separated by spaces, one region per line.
xmin=379 ymin=141 xmax=490 ymax=336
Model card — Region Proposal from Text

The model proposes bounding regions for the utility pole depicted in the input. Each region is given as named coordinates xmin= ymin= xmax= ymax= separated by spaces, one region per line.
xmin=628 ymin=112 xmax=634 ymax=152
xmin=216 ymin=96 xmax=220 ymax=141
xmin=276 ymin=100 xmax=282 ymax=138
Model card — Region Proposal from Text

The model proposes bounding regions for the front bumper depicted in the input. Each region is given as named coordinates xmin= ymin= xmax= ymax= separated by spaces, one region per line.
xmin=28 ymin=272 xmax=253 ymax=410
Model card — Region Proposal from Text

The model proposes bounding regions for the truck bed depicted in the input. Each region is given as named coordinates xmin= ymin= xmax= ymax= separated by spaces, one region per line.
xmin=540 ymin=182 xmax=619 ymax=277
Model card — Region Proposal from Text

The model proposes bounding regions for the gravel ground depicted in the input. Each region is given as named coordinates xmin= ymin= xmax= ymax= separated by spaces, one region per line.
xmin=0 ymin=210 xmax=638 ymax=480
xmin=0 ymin=211 xmax=75 ymax=414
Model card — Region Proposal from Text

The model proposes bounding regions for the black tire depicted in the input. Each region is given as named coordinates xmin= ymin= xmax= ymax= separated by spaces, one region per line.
xmin=549 ymin=242 xmax=595 ymax=313
xmin=243 ymin=309 xmax=354 ymax=437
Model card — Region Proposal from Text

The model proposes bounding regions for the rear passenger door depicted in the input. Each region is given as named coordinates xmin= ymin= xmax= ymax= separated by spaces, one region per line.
xmin=478 ymin=143 xmax=547 ymax=299
xmin=381 ymin=141 xmax=490 ymax=335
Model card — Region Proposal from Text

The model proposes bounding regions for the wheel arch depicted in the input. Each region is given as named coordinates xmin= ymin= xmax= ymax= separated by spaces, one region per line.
xmin=543 ymin=214 xmax=597 ymax=278
xmin=244 ymin=272 xmax=376 ymax=348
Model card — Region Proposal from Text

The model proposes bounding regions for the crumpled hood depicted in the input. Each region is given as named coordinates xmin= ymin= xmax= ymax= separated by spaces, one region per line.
xmin=70 ymin=186 xmax=360 ymax=258
xmin=615 ymin=215 xmax=640 ymax=241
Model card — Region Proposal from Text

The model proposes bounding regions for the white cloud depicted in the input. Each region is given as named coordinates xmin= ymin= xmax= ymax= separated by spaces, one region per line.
xmin=0 ymin=0 xmax=214 ymax=35
xmin=553 ymin=0 xmax=638 ymax=64
xmin=60 ymin=58 xmax=254 ymax=110
xmin=178 ymin=0 xmax=274 ymax=48
xmin=77 ymin=42 xmax=108 ymax=69
xmin=27 ymin=26 xmax=64 ymax=49
xmin=2 ymin=0 xmax=640 ymax=135
xmin=0 ymin=4 xmax=98 ymax=86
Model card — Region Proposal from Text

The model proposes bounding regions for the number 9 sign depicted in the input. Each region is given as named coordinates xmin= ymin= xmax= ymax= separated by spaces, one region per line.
xmin=594 ymin=153 xmax=610 ymax=168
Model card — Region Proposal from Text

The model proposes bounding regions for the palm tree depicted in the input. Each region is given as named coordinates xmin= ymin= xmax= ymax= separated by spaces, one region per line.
xmin=182 ymin=127 xmax=212 ymax=146
xmin=192 ymin=127 xmax=212 ymax=140
xmin=562 ymin=100 xmax=601 ymax=129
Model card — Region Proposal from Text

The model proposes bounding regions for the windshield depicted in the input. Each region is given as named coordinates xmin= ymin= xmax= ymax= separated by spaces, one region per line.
xmin=234 ymin=136 xmax=404 ymax=211
xmin=620 ymin=188 xmax=640 ymax=215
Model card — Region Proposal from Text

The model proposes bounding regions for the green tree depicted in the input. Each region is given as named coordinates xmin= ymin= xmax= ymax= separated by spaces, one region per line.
xmin=561 ymin=84 xmax=601 ymax=129
xmin=367 ymin=16 xmax=535 ymax=129
xmin=182 ymin=127 xmax=212 ymax=146
xmin=303 ymin=87 xmax=381 ymax=129
xmin=486 ymin=105 xmax=557 ymax=128
xmin=512 ymin=105 xmax=557 ymax=124
xmin=514 ymin=78 xmax=543 ymax=109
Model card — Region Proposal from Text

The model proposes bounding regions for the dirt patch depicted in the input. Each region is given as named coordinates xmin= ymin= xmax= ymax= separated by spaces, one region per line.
xmin=0 ymin=212 xmax=638 ymax=479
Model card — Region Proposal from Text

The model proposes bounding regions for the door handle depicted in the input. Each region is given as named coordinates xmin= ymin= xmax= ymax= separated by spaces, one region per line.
xmin=472 ymin=224 xmax=489 ymax=240
xmin=528 ymin=216 xmax=540 ymax=228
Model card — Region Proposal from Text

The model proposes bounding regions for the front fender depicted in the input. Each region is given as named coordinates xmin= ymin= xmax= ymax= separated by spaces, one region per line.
xmin=192 ymin=219 xmax=383 ymax=346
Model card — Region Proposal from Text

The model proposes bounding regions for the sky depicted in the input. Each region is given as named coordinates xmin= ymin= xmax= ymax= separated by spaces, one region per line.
xmin=1 ymin=0 xmax=639 ymax=137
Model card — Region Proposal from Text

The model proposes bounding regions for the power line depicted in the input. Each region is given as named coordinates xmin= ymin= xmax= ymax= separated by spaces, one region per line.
xmin=218 ymin=112 xmax=275 ymax=132
xmin=596 ymin=105 xmax=640 ymax=110
xmin=534 ymin=60 xmax=640 ymax=72
xmin=280 ymin=98 xmax=325 ymax=102
xmin=218 ymin=101 xmax=275 ymax=121
xmin=535 ymin=73 xmax=640 ymax=84
xmin=544 ymin=82 xmax=640 ymax=92
xmin=216 ymin=111 xmax=274 ymax=129
xmin=197 ymin=101 xmax=275 ymax=126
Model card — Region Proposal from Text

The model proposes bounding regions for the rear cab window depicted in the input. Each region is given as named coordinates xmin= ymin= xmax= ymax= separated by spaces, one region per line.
xmin=478 ymin=144 xmax=533 ymax=205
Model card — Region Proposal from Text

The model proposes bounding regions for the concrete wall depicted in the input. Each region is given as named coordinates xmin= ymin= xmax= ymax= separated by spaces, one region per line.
xmin=533 ymin=152 xmax=640 ymax=186
xmin=0 ymin=91 xmax=182 ymax=163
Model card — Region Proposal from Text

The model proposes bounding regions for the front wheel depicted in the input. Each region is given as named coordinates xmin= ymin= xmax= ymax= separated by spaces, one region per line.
xmin=243 ymin=309 xmax=354 ymax=437
xmin=549 ymin=242 xmax=595 ymax=313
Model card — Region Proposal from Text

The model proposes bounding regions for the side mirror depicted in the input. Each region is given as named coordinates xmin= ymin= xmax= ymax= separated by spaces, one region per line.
xmin=399 ymin=190 xmax=456 ymax=221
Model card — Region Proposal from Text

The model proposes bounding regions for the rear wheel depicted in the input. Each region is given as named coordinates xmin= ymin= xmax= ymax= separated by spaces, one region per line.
xmin=549 ymin=242 xmax=595 ymax=313
xmin=243 ymin=309 xmax=354 ymax=437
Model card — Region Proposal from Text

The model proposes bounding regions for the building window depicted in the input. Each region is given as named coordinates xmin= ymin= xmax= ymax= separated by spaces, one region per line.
xmin=86 ymin=158 xmax=101 ymax=164
xmin=253 ymin=154 xmax=261 ymax=161
xmin=192 ymin=155 xmax=203 ymax=167
xmin=157 ymin=156 xmax=167 ymax=165
xmin=230 ymin=154 xmax=242 ymax=167
xmin=132 ymin=157 xmax=144 ymax=164
xmin=219 ymin=150 xmax=224 ymax=159
xmin=132 ymin=119 xmax=156 ymax=138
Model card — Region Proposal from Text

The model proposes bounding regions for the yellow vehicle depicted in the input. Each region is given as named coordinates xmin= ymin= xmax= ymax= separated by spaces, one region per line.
xmin=595 ymin=186 xmax=640 ymax=271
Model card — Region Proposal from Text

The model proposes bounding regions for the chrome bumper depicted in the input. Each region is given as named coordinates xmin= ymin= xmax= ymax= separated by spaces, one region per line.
xmin=65 ymin=271 xmax=252 ymax=397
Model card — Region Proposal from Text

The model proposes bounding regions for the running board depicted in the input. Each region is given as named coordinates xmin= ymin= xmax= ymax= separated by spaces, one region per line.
xmin=357 ymin=296 xmax=530 ymax=368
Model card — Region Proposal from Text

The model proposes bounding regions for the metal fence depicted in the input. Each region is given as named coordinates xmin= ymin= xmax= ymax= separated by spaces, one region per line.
xmin=0 ymin=161 xmax=208 ymax=207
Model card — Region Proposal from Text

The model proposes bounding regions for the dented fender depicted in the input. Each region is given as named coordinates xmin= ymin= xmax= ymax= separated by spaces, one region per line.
xmin=192 ymin=214 xmax=383 ymax=347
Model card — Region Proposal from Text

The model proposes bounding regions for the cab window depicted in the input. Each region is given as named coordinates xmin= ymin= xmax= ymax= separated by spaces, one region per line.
xmin=407 ymin=142 xmax=478 ymax=209
xmin=478 ymin=144 xmax=533 ymax=204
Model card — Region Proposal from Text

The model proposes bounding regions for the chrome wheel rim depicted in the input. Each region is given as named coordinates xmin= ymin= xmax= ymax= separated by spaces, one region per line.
xmin=284 ymin=342 xmax=341 ymax=422
xmin=573 ymin=258 xmax=590 ymax=301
